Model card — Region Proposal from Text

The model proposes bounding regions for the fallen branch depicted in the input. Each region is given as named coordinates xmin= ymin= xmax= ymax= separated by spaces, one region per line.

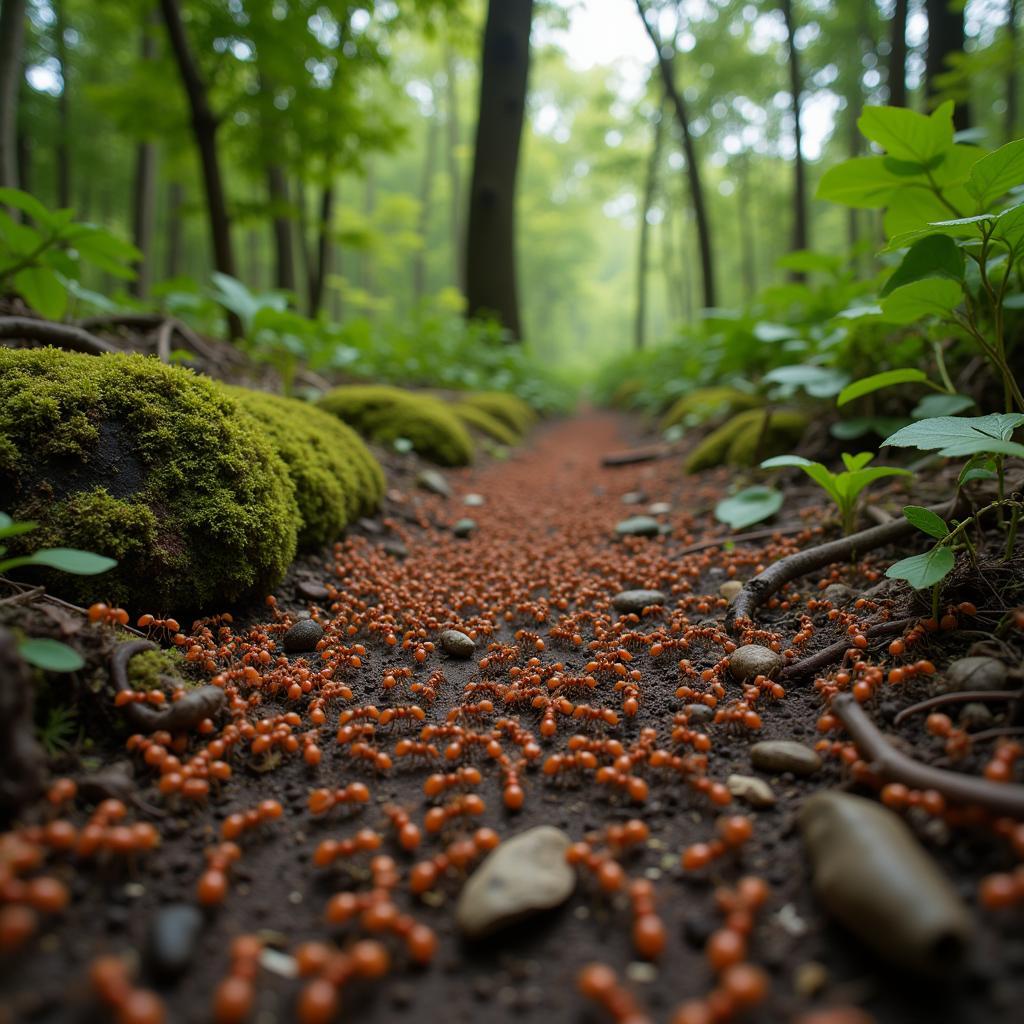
xmin=894 ymin=689 xmax=1023 ymax=726
xmin=0 ymin=316 xmax=118 ymax=355
xmin=781 ymin=617 xmax=916 ymax=681
xmin=676 ymin=522 xmax=811 ymax=557
xmin=601 ymin=444 xmax=677 ymax=467
xmin=831 ymin=692 xmax=1024 ymax=818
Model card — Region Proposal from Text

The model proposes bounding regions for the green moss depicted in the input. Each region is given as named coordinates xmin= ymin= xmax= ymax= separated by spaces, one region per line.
xmin=126 ymin=648 xmax=186 ymax=691
xmin=452 ymin=404 xmax=520 ymax=447
xmin=459 ymin=392 xmax=535 ymax=436
xmin=608 ymin=379 xmax=643 ymax=410
xmin=317 ymin=385 xmax=474 ymax=467
xmin=685 ymin=409 xmax=809 ymax=473
xmin=0 ymin=347 xmax=298 ymax=611
xmin=230 ymin=388 xmax=385 ymax=547
xmin=660 ymin=388 xmax=761 ymax=432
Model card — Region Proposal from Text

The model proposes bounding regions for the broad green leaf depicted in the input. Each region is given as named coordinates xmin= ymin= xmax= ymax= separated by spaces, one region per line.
xmin=885 ymin=545 xmax=955 ymax=590
xmin=14 ymin=266 xmax=67 ymax=319
xmin=762 ymin=364 xmax=850 ymax=398
xmin=967 ymin=139 xmax=1024 ymax=208
xmin=70 ymin=226 xmax=140 ymax=279
xmin=25 ymin=547 xmax=117 ymax=575
xmin=911 ymin=393 xmax=974 ymax=418
xmin=882 ymin=185 xmax=975 ymax=239
xmin=0 ymin=516 xmax=37 ymax=540
xmin=842 ymin=466 xmax=913 ymax=497
xmin=714 ymin=487 xmax=783 ymax=530
xmin=858 ymin=102 xmax=954 ymax=165
xmin=841 ymin=452 xmax=875 ymax=472
xmin=883 ymin=413 xmax=1024 ymax=457
xmin=18 ymin=637 xmax=84 ymax=672
xmin=903 ymin=505 xmax=949 ymax=539
xmin=0 ymin=187 xmax=56 ymax=226
xmin=0 ymin=210 xmax=45 ymax=258
xmin=830 ymin=417 xmax=909 ymax=440
xmin=816 ymin=156 xmax=905 ymax=208
xmin=837 ymin=369 xmax=930 ymax=406
xmin=995 ymin=202 xmax=1024 ymax=256
xmin=878 ymin=278 xmax=962 ymax=324
xmin=753 ymin=322 xmax=797 ymax=342
xmin=880 ymin=235 xmax=963 ymax=297
xmin=760 ymin=455 xmax=813 ymax=469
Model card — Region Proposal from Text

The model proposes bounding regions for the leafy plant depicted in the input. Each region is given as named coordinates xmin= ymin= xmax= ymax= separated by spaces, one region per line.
xmin=761 ymin=453 xmax=912 ymax=534
xmin=0 ymin=187 xmax=140 ymax=320
xmin=36 ymin=703 xmax=79 ymax=756
xmin=714 ymin=486 xmax=783 ymax=530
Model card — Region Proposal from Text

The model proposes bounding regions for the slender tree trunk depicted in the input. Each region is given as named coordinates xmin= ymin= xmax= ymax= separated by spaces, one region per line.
xmin=308 ymin=183 xmax=334 ymax=318
xmin=16 ymin=130 xmax=30 ymax=198
xmin=413 ymin=114 xmax=439 ymax=307
xmin=359 ymin=166 xmax=375 ymax=297
xmin=1007 ymin=0 xmax=1019 ymax=141
xmin=165 ymin=181 xmax=184 ymax=280
xmin=660 ymin=204 xmax=682 ymax=324
xmin=295 ymin=176 xmax=311 ymax=294
xmin=889 ymin=0 xmax=909 ymax=107
xmin=736 ymin=155 xmax=756 ymax=301
xmin=54 ymin=0 xmax=71 ymax=208
xmin=635 ymin=108 xmax=663 ymax=351
xmin=0 ymin=0 xmax=26 ymax=191
xmin=130 ymin=20 xmax=158 ymax=298
xmin=781 ymin=0 xmax=808 ymax=274
xmin=444 ymin=44 xmax=465 ymax=293
xmin=925 ymin=0 xmax=969 ymax=130
xmin=635 ymin=0 xmax=716 ymax=309
xmin=266 ymin=164 xmax=296 ymax=293
xmin=464 ymin=0 xmax=534 ymax=338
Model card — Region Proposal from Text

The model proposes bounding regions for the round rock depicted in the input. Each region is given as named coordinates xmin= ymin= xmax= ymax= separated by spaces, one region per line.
xmin=463 ymin=493 xmax=485 ymax=507
xmin=729 ymin=645 xmax=783 ymax=681
xmin=283 ymin=618 xmax=324 ymax=653
xmin=296 ymin=580 xmax=330 ymax=602
xmin=821 ymin=583 xmax=855 ymax=607
xmin=751 ymin=740 xmax=821 ymax=776
xmin=685 ymin=704 xmax=715 ymax=724
xmin=456 ymin=826 xmax=575 ymax=938
xmin=719 ymin=580 xmax=743 ymax=601
xmin=440 ymin=629 xmax=476 ymax=659
xmin=146 ymin=904 xmax=203 ymax=981
xmin=612 ymin=589 xmax=667 ymax=614
xmin=615 ymin=516 xmax=660 ymax=538
xmin=727 ymin=774 xmax=777 ymax=808
xmin=940 ymin=656 xmax=1008 ymax=693
xmin=452 ymin=518 xmax=477 ymax=538
xmin=416 ymin=469 xmax=451 ymax=497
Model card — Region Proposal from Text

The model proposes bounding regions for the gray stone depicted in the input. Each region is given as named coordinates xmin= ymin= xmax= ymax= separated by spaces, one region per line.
xmin=440 ymin=629 xmax=476 ymax=659
xmin=417 ymin=469 xmax=451 ymax=498
xmin=146 ymin=904 xmax=203 ymax=980
xmin=452 ymin=518 xmax=477 ymax=538
xmin=719 ymin=580 xmax=743 ymax=601
xmin=615 ymin=516 xmax=661 ymax=538
xmin=621 ymin=491 xmax=646 ymax=505
xmin=456 ymin=826 xmax=575 ymax=938
xmin=648 ymin=502 xmax=672 ymax=516
xmin=821 ymin=583 xmax=855 ymax=606
xmin=296 ymin=580 xmax=330 ymax=602
xmin=727 ymin=774 xmax=777 ymax=808
xmin=382 ymin=540 xmax=408 ymax=559
xmin=612 ymin=589 xmax=667 ymax=614
xmin=283 ymin=618 xmax=323 ymax=653
xmin=941 ymin=656 xmax=1008 ymax=693
xmin=685 ymin=704 xmax=715 ymax=723
xmin=751 ymin=740 xmax=821 ymax=776
xmin=463 ymin=493 xmax=485 ymax=507
xmin=728 ymin=644 xmax=783 ymax=681
xmin=959 ymin=702 xmax=995 ymax=730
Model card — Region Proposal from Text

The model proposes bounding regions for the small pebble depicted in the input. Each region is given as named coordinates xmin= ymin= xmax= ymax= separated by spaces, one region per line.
xmin=750 ymin=740 xmax=821 ymax=776
xmin=621 ymin=491 xmax=646 ymax=505
xmin=146 ymin=904 xmax=203 ymax=981
xmin=440 ymin=629 xmax=476 ymax=659
xmin=611 ymin=589 xmax=667 ymax=613
xmin=382 ymin=540 xmax=408 ymax=559
xmin=727 ymin=774 xmax=777 ymax=808
xmin=453 ymin=518 xmax=477 ymax=538
xmin=821 ymin=583 xmax=855 ymax=606
xmin=959 ymin=702 xmax=995 ymax=729
xmin=417 ymin=469 xmax=451 ymax=497
xmin=685 ymin=704 xmax=714 ymax=723
xmin=719 ymin=580 xmax=743 ymax=600
xmin=648 ymin=502 xmax=671 ymax=516
xmin=297 ymin=580 xmax=329 ymax=602
xmin=729 ymin=644 xmax=783 ymax=681
xmin=464 ymin=493 xmax=485 ymax=507
xmin=940 ymin=656 xmax=1008 ymax=693
xmin=283 ymin=618 xmax=324 ymax=653
xmin=615 ymin=516 xmax=660 ymax=538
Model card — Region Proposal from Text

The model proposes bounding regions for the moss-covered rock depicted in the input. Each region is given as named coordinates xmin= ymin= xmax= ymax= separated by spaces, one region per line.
xmin=317 ymin=385 xmax=474 ymax=467
xmin=229 ymin=388 xmax=385 ymax=547
xmin=660 ymin=387 xmax=762 ymax=432
xmin=459 ymin=391 xmax=535 ymax=436
xmin=685 ymin=408 xmax=809 ymax=473
xmin=126 ymin=648 xmax=187 ymax=691
xmin=0 ymin=348 xmax=298 ymax=611
xmin=452 ymin=404 xmax=520 ymax=447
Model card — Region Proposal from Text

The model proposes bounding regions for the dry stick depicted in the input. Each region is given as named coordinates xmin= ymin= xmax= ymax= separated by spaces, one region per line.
xmin=677 ymin=523 xmax=811 ymax=557
xmin=78 ymin=312 xmax=228 ymax=366
xmin=894 ymin=689 xmax=1024 ymax=726
xmin=601 ymin=443 xmax=678 ymax=466
xmin=0 ymin=585 xmax=45 ymax=607
xmin=781 ymin=617 xmax=916 ymax=681
xmin=0 ymin=316 xmax=118 ymax=355
xmin=0 ymin=579 xmax=147 ymax=637
xmin=966 ymin=726 xmax=1024 ymax=744
xmin=831 ymin=692 xmax=1024 ymax=818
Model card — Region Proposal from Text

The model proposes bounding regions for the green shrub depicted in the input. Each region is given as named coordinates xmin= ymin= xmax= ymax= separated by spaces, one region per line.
xmin=0 ymin=347 xmax=298 ymax=610
xmin=230 ymin=388 xmax=385 ymax=547
xmin=317 ymin=385 xmax=474 ymax=467
xmin=660 ymin=387 xmax=762 ymax=432
xmin=451 ymin=404 xmax=520 ymax=446
xmin=686 ymin=409 xmax=809 ymax=473
xmin=460 ymin=391 xmax=536 ymax=436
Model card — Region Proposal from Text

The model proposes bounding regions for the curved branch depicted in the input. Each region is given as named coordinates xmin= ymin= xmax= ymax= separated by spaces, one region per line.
xmin=781 ymin=617 xmax=915 ymax=681
xmin=894 ymin=689 xmax=1023 ymax=726
xmin=0 ymin=316 xmax=119 ymax=355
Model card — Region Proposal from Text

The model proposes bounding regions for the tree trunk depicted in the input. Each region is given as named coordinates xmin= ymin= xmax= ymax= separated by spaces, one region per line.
xmin=16 ymin=130 xmax=30 ymax=198
xmin=736 ymin=154 xmax=756 ymax=301
xmin=635 ymin=108 xmax=663 ymax=351
xmin=266 ymin=164 xmax=296 ymax=294
xmin=660 ymin=204 xmax=682 ymax=324
xmin=464 ymin=0 xmax=534 ymax=338
xmin=165 ymin=181 xmax=184 ymax=280
xmin=158 ymin=0 xmax=240 ymax=337
xmin=635 ymin=0 xmax=716 ymax=309
xmin=130 ymin=20 xmax=158 ymax=299
xmin=925 ymin=0 xmax=969 ymax=130
xmin=413 ymin=113 xmax=439 ymax=307
xmin=1007 ymin=0 xmax=1019 ymax=141
xmin=0 ymin=0 xmax=26 ymax=191
xmin=444 ymin=44 xmax=465 ymax=293
xmin=781 ymin=0 xmax=808 ymax=273
xmin=308 ymin=183 xmax=334 ymax=318
xmin=889 ymin=0 xmax=909 ymax=107
xmin=54 ymin=0 xmax=71 ymax=208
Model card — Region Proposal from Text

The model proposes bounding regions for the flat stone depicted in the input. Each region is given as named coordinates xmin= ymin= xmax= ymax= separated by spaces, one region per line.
xmin=463 ymin=493 xmax=485 ymax=507
xmin=456 ymin=826 xmax=575 ymax=938
xmin=648 ymin=502 xmax=671 ymax=516
xmin=728 ymin=645 xmax=783 ymax=681
xmin=146 ymin=904 xmax=203 ymax=981
xmin=751 ymin=740 xmax=821 ymax=776
xmin=685 ymin=704 xmax=715 ymax=723
xmin=296 ymin=580 xmax=330 ymax=602
xmin=440 ymin=629 xmax=475 ymax=659
xmin=719 ymin=580 xmax=743 ymax=601
xmin=727 ymin=774 xmax=777 ymax=808
xmin=452 ymin=518 xmax=477 ymax=538
xmin=615 ymin=516 xmax=660 ymax=538
xmin=612 ymin=589 xmax=667 ymax=614
xmin=959 ymin=702 xmax=995 ymax=729
xmin=621 ymin=491 xmax=646 ymax=505
xmin=283 ymin=618 xmax=323 ymax=653
xmin=940 ymin=656 xmax=1008 ymax=693
xmin=821 ymin=583 xmax=855 ymax=606
xmin=416 ymin=470 xmax=451 ymax=497
xmin=382 ymin=540 xmax=408 ymax=559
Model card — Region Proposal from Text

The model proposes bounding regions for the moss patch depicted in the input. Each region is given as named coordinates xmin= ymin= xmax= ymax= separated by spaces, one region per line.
xmin=460 ymin=392 xmax=535 ymax=436
xmin=0 ymin=348 xmax=298 ymax=611
xmin=452 ymin=404 xmax=520 ymax=447
xmin=230 ymin=388 xmax=385 ymax=547
xmin=317 ymin=385 xmax=474 ymax=467
xmin=660 ymin=388 xmax=762 ymax=432
xmin=685 ymin=409 xmax=809 ymax=473
xmin=126 ymin=648 xmax=187 ymax=691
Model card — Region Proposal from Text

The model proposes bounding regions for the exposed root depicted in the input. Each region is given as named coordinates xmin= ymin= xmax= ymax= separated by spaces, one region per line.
xmin=894 ymin=690 xmax=1024 ymax=726
xmin=0 ymin=316 xmax=118 ymax=355
xmin=676 ymin=523 xmax=809 ymax=557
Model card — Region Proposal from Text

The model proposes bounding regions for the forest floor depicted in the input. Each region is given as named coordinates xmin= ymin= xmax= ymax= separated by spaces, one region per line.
xmin=3 ymin=410 xmax=1024 ymax=1024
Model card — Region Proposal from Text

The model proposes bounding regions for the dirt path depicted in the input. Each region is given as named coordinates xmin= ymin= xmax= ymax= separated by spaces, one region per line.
xmin=3 ymin=412 xmax=1021 ymax=1024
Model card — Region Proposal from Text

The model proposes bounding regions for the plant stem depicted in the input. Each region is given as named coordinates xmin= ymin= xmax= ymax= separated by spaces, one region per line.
xmin=1005 ymin=505 xmax=1020 ymax=561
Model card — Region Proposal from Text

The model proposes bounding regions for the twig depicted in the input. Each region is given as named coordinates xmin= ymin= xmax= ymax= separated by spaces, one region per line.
xmin=894 ymin=689 xmax=1023 ymax=726
xmin=155 ymin=319 xmax=174 ymax=363
xmin=0 ymin=585 xmax=45 ymax=607
xmin=781 ymin=617 xmax=916 ymax=681
xmin=0 ymin=316 xmax=119 ymax=355
xmin=676 ymin=523 xmax=811 ymax=557
xmin=966 ymin=727 xmax=1024 ymax=744
xmin=0 ymin=579 xmax=147 ymax=637
xmin=831 ymin=692 xmax=1024 ymax=818
xmin=601 ymin=444 xmax=677 ymax=467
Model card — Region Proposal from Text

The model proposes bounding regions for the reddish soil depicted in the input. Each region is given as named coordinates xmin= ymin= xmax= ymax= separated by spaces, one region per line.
xmin=2 ymin=411 xmax=1023 ymax=1024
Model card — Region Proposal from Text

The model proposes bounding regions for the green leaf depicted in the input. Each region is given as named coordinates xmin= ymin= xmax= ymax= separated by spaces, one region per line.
xmin=885 ymin=545 xmax=955 ymax=590
xmin=911 ymin=393 xmax=974 ymax=418
xmin=14 ymin=266 xmax=67 ymax=319
xmin=816 ymin=156 xmax=904 ymax=208
xmin=858 ymin=102 xmax=955 ymax=164
xmin=837 ymin=369 xmax=930 ymax=406
xmin=830 ymin=417 xmax=909 ymax=440
xmin=24 ymin=547 xmax=117 ymax=574
xmin=760 ymin=455 xmax=813 ymax=469
xmin=714 ymin=487 xmax=783 ymax=530
xmin=967 ymin=139 xmax=1024 ymax=208
xmin=841 ymin=451 xmax=875 ymax=472
xmin=762 ymin=364 xmax=850 ymax=398
xmin=878 ymin=278 xmax=962 ymax=324
xmin=18 ymin=637 xmax=85 ymax=673
xmin=0 ymin=187 xmax=57 ymax=227
xmin=69 ymin=226 xmax=141 ymax=279
xmin=880 ymin=235 xmax=963 ymax=297
xmin=883 ymin=413 xmax=1024 ymax=457
xmin=0 ymin=516 xmax=37 ymax=540
xmin=903 ymin=505 xmax=949 ymax=539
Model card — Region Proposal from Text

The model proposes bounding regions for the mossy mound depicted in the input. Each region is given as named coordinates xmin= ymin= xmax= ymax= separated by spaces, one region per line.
xmin=0 ymin=348 xmax=298 ymax=611
xmin=451 ymin=404 xmax=520 ymax=447
xmin=126 ymin=648 xmax=187 ymax=691
xmin=317 ymin=385 xmax=474 ymax=467
xmin=459 ymin=391 xmax=535 ymax=437
xmin=230 ymin=388 xmax=385 ymax=547
xmin=660 ymin=387 xmax=762 ymax=432
xmin=685 ymin=408 xmax=809 ymax=473
xmin=608 ymin=379 xmax=644 ymax=410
